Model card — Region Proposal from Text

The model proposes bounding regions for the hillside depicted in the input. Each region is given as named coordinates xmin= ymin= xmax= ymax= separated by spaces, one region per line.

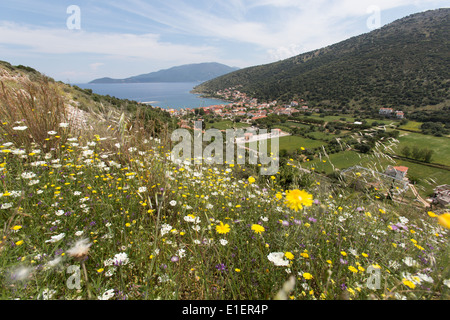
xmin=194 ymin=9 xmax=450 ymax=110
xmin=90 ymin=62 xmax=239 ymax=84
xmin=0 ymin=60 xmax=175 ymax=134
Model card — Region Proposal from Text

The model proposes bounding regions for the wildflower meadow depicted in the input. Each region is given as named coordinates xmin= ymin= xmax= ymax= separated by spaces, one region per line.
xmin=0 ymin=78 xmax=449 ymax=301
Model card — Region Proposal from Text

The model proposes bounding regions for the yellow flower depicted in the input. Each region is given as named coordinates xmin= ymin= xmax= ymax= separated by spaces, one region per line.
xmin=348 ymin=266 xmax=358 ymax=273
xmin=402 ymin=279 xmax=416 ymax=289
xmin=235 ymin=269 xmax=241 ymax=273
xmin=251 ymin=224 xmax=265 ymax=235
xmin=11 ymin=225 xmax=22 ymax=231
xmin=285 ymin=252 xmax=294 ymax=260
xmin=300 ymin=252 xmax=309 ymax=259
xmin=248 ymin=176 xmax=256 ymax=184
xmin=437 ymin=213 xmax=450 ymax=229
xmin=303 ymin=273 xmax=313 ymax=280
xmin=285 ymin=189 xmax=313 ymax=212
xmin=341 ymin=251 xmax=347 ymax=257
xmin=216 ymin=222 xmax=231 ymax=235
xmin=15 ymin=240 xmax=24 ymax=246
xmin=427 ymin=211 xmax=437 ymax=218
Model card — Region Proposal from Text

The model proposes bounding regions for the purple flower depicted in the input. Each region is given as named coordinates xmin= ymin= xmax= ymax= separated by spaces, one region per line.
xmin=308 ymin=217 xmax=317 ymax=223
xmin=171 ymin=256 xmax=179 ymax=263
xmin=215 ymin=263 xmax=227 ymax=272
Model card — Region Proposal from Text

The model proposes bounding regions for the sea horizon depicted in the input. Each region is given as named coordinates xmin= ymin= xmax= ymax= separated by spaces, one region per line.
xmin=75 ymin=82 xmax=230 ymax=110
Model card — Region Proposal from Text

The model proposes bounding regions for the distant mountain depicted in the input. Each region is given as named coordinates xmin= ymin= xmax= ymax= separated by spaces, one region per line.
xmin=194 ymin=9 xmax=450 ymax=110
xmin=90 ymin=62 xmax=239 ymax=84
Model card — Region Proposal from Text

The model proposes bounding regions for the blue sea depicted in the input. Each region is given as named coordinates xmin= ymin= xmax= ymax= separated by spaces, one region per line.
xmin=76 ymin=82 xmax=229 ymax=110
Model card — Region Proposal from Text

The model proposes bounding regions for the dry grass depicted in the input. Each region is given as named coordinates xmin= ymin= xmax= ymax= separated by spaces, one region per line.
xmin=0 ymin=78 xmax=71 ymax=152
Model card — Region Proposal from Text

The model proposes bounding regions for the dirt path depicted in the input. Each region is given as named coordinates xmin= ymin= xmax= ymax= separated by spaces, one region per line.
xmin=409 ymin=184 xmax=431 ymax=208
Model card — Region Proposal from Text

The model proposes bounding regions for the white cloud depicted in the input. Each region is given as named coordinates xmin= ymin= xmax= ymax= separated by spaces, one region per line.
xmin=116 ymin=0 xmax=445 ymax=53
xmin=0 ymin=21 xmax=217 ymax=63
xmin=268 ymin=44 xmax=304 ymax=61
xmin=89 ymin=62 xmax=104 ymax=71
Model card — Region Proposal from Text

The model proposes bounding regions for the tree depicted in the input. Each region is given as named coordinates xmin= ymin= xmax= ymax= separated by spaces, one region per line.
xmin=423 ymin=148 xmax=434 ymax=163
xmin=356 ymin=143 xmax=371 ymax=154
xmin=400 ymin=145 xmax=411 ymax=158
xmin=411 ymin=146 xmax=424 ymax=160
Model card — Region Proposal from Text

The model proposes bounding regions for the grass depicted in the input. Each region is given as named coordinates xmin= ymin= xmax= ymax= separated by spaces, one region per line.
xmin=306 ymin=151 xmax=370 ymax=174
xmin=307 ymin=149 xmax=450 ymax=198
xmin=243 ymin=135 xmax=326 ymax=155
xmin=399 ymin=121 xmax=423 ymax=132
xmin=395 ymin=132 xmax=450 ymax=166
xmin=206 ymin=120 xmax=250 ymax=130
xmin=305 ymin=114 xmax=395 ymax=126
xmin=0 ymin=76 xmax=449 ymax=301
xmin=279 ymin=135 xmax=326 ymax=152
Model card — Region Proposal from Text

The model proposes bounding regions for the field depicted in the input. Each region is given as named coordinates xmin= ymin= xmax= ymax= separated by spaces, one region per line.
xmin=395 ymin=131 xmax=450 ymax=166
xmin=206 ymin=120 xmax=250 ymax=130
xmin=244 ymin=135 xmax=327 ymax=155
xmin=279 ymin=135 xmax=327 ymax=152
xmin=307 ymin=150 xmax=450 ymax=197
xmin=399 ymin=121 xmax=423 ymax=132
xmin=304 ymin=114 xmax=395 ymax=126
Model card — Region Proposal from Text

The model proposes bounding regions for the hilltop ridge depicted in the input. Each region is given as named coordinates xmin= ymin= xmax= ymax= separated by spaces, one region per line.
xmin=90 ymin=62 xmax=239 ymax=84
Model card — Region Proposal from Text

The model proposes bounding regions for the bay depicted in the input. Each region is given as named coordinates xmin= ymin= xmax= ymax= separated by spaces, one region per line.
xmin=76 ymin=82 xmax=229 ymax=110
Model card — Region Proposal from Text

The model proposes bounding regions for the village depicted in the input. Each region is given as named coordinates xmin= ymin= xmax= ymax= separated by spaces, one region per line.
xmin=160 ymin=87 xmax=407 ymax=126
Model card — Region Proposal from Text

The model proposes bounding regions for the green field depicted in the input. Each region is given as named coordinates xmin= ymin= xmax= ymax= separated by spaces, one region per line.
xmin=244 ymin=135 xmax=326 ymax=154
xmin=305 ymin=114 xmax=395 ymax=126
xmin=306 ymin=151 xmax=371 ymax=173
xmin=206 ymin=120 xmax=250 ymax=130
xmin=283 ymin=121 xmax=310 ymax=129
xmin=307 ymin=150 xmax=450 ymax=197
xmin=279 ymin=135 xmax=327 ymax=151
xmin=395 ymin=131 xmax=450 ymax=166
xmin=399 ymin=121 xmax=423 ymax=132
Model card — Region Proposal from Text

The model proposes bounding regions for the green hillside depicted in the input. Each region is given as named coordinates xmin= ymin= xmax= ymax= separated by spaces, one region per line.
xmin=195 ymin=9 xmax=450 ymax=111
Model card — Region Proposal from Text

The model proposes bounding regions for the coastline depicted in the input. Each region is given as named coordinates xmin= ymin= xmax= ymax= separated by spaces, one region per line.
xmin=75 ymin=82 xmax=231 ymax=110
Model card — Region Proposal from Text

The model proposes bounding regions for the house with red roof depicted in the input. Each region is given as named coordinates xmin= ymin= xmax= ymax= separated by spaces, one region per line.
xmin=385 ymin=165 xmax=409 ymax=180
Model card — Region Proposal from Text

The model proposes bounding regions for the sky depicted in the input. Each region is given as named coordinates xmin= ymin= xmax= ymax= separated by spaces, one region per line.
xmin=0 ymin=0 xmax=448 ymax=83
